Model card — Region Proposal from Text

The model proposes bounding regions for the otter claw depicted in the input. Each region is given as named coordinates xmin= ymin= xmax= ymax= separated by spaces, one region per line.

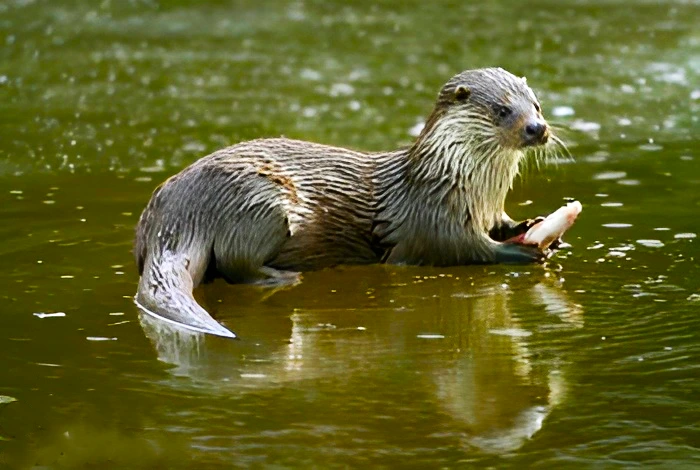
xmin=549 ymin=237 xmax=564 ymax=250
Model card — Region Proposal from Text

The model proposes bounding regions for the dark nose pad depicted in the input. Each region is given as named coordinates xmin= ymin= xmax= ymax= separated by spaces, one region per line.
xmin=523 ymin=121 xmax=548 ymax=146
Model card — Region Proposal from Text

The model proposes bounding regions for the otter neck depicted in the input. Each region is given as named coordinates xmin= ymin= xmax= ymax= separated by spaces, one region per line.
xmin=373 ymin=122 xmax=523 ymax=241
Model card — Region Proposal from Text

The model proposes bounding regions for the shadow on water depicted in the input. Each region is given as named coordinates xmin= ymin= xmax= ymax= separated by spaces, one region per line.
xmin=139 ymin=266 xmax=583 ymax=456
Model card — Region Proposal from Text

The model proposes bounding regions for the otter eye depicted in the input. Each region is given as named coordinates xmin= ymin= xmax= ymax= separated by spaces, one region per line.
xmin=455 ymin=85 xmax=471 ymax=101
xmin=497 ymin=106 xmax=512 ymax=119
xmin=534 ymin=102 xmax=541 ymax=113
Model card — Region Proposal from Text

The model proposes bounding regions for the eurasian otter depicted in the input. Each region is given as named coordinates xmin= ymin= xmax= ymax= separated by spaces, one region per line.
xmin=134 ymin=67 xmax=567 ymax=338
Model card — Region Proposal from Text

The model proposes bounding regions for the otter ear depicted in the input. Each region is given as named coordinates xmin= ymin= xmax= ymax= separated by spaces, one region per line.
xmin=454 ymin=85 xmax=471 ymax=101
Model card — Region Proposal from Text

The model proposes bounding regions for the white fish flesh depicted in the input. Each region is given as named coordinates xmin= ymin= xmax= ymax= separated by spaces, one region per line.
xmin=507 ymin=201 xmax=582 ymax=249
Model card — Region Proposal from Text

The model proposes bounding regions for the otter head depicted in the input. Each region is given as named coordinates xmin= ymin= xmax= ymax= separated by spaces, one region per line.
xmin=420 ymin=67 xmax=550 ymax=153
xmin=410 ymin=68 xmax=561 ymax=232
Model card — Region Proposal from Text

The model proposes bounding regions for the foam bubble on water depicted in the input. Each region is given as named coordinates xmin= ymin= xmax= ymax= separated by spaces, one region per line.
xmin=287 ymin=5 xmax=305 ymax=21
xmin=551 ymin=106 xmax=574 ymax=117
xmin=636 ymin=239 xmax=664 ymax=248
xmin=639 ymin=143 xmax=663 ymax=152
xmin=329 ymin=83 xmax=355 ymax=97
xmin=0 ymin=395 xmax=17 ymax=405
xmin=489 ymin=328 xmax=532 ymax=337
xmin=648 ymin=62 xmax=687 ymax=85
xmin=408 ymin=121 xmax=425 ymax=137
xmin=585 ymin=151 xmax=609 ymax=163
xmin=603 ymin=223 xmax=632 ymax=228
xmin=571 ymin=120 xmax=601 ymax=133
xmin=300 ymin=68 xmax=321 ymax=81
xmin=594 ymin=171 xmax=626 ymax=180
xmin=139 ymin=159 xmax=165 ymax=173
xmin=674 ymin=232 xmax=697 ymax=239
xmin=33 ymin=312 xmax=66 ymax=319
xmin=609 ymin=243 xmax=635 ymax=252
xmin=302 ymin=107 xmax=318 ymax=118
xmin=416 ymin=334 xmax=444 ymax=339
xmin=618 ymin=179 xmax=641 ymax=186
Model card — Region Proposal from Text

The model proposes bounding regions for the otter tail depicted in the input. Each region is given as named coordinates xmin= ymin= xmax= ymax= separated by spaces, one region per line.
xmin=135 ymin=251 xmax=237 ymax=339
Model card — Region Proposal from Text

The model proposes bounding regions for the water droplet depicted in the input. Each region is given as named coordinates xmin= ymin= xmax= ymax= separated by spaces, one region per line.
xmin=571 ymin=120 xmax=601 ymax=133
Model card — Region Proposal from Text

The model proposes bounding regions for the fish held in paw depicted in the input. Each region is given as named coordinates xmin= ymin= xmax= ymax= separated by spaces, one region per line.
xmin=506 ymin=201 xmax=582 ymax=250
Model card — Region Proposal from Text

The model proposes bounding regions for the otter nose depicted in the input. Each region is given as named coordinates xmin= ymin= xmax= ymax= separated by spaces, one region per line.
xmin=523 ymin=120 xmax=548 ymax=146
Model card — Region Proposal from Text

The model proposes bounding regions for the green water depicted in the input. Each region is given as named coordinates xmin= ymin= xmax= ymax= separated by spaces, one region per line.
xmin=1 ymin=0 xmax=699 ymax=468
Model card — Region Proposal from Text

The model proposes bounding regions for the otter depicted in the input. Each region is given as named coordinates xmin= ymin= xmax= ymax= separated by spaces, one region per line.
xmin=134 ymin=67 xmax=567 ymax=338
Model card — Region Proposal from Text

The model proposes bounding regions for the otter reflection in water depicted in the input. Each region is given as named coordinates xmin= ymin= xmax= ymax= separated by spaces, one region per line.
xmin=139 ymin=268 xmax=582 ymax=453
xmin=134 ymin=68 xmax=570 ymax=338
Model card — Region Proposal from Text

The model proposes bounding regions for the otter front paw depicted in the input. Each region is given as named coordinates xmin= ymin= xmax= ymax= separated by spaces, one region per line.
xmin=490 ymin=216 xmax=544 ymax=242
xmin=495 ymin=243 xmax=550 ymax=264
